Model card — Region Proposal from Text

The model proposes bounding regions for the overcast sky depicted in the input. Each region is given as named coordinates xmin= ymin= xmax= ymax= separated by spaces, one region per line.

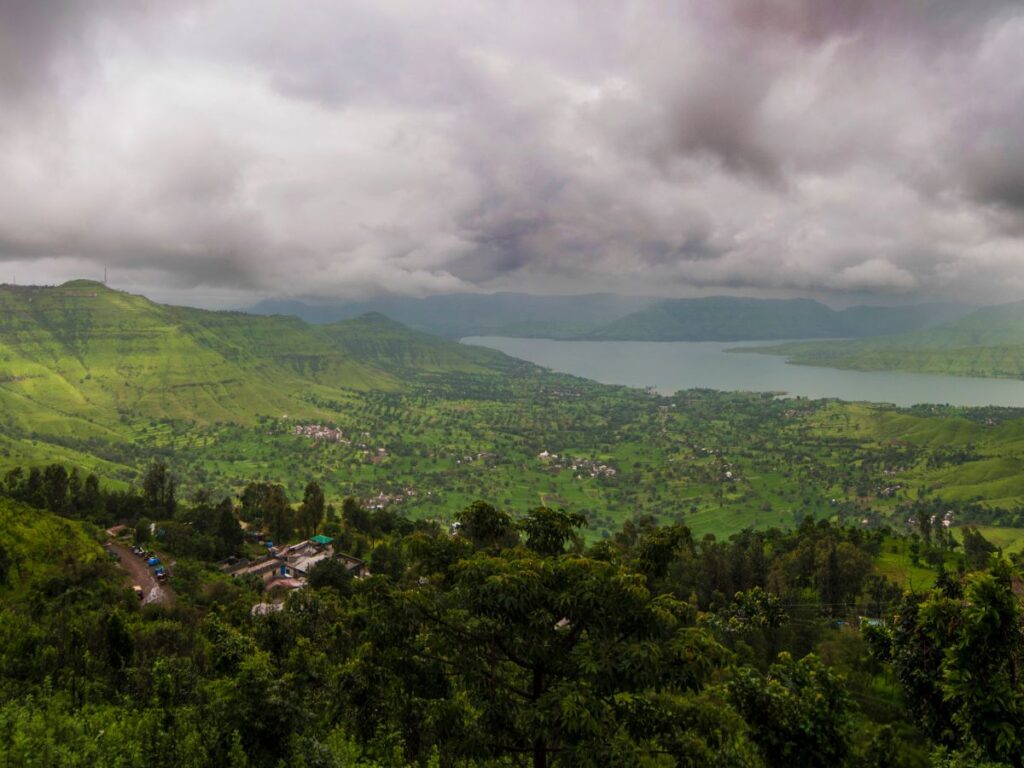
xmin=1 ymin=0 xmax=1024 ymax=306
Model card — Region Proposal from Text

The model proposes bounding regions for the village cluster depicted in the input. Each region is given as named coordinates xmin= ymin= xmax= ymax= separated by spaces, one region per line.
xmin=537 ymin=450 xmax=618 ymax=479
xmin=907 ymin=510 xmax=955 ymax=530
xmin=363 ymin=488 xmax=419 ymax=510
xmin=455 ymin=451 xmax=496 ymax=464
xmin=223 ymin=534 xmax=369 ymax=612
xmin=291 ymin=423 xmax=389 ymax=460
xmin=291 ymin=423 xmax=348 ymax=443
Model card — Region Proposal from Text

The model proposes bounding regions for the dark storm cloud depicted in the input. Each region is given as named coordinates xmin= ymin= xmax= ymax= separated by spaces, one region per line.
xmin=2 ymin=0 xmax=1024 ymax=303
xmin=0 ymin=0 xmax=94 ymax=99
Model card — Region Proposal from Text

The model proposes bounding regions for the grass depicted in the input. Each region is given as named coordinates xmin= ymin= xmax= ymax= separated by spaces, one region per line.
xmin=952 ymin=525 xmax=1024 ymax=556
xmin=0 ymin=497 xmax=105 ymax=590
xmin=874 ymin=539 xmax=940 ymax=591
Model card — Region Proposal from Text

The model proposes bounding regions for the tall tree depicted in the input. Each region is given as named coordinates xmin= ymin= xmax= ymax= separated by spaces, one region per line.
xmin=215 ymin=497 xmax=244 ymax=558
xmin=41 ymin=464 xmax=69 ymax=515
xmin=264 ymin=485 xmax=293 ymax=544
xmin=871 ymin=561 xmax=1024 ymax=765
xmin=142 ymin=460 xmax=176 ymax=519
xmin=298 ymin=480 xmax=325 ymax=538
xmin=519 ymin=506 xmax=586 ymax=556
xmin=729 ymin=652 xmax=854 ymax=768
xmin=456 ymin=500 xmax=518 ymax=550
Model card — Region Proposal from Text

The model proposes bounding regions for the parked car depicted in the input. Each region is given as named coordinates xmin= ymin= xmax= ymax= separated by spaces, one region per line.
xmin=146 ymin=556 xmax=160 ymax=567
xmin=132 ymin=585 xmax=144 ymax=599
xmin=154 ymin=567 xmax=168 ymax=582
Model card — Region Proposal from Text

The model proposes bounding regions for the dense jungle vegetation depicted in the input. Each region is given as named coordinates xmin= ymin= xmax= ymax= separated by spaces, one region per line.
xmin=3 ymin=460 xmax=1024 ymax=768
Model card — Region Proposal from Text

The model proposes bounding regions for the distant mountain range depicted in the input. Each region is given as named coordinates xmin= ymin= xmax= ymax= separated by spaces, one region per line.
xmin=247 ymin=293 xmax=655 ymax=339
xmin=246 ymin=293 xmax=971 ymax=342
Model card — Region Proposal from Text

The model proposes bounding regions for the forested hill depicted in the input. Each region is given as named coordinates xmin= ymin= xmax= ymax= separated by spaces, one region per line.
xmin=248 ymin=292 xmax=655 ymax=339
xmin=583 ymin=296 xmax=968 ymax=341
xmin=247 ymin=292 xmax=967 ymax=341
xmin=745 ymin=299 xmax=1024 ymax=379
xmin=4 ymin=471 xmax=1024 ymax=767
xmin=0 ymin=280 xmax=529 ymax=431
xmin=323 ymin=312 xmax=517 ymax=372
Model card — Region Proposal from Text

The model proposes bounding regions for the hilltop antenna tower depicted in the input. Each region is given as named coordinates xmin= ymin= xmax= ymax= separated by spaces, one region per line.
xmin=103 ymin=268 xmax=107 ymax=285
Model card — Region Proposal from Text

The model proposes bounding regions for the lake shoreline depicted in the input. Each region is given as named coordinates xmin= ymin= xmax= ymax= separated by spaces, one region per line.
xmin=463 ymin=336 xmax=1024 ymax=408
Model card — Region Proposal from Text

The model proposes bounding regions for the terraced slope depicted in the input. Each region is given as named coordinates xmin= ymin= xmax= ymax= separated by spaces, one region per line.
xmin=0 ymin=281 xmax=529 ymax=472
xmin=0 ymin=281 xmax=387 ymax=425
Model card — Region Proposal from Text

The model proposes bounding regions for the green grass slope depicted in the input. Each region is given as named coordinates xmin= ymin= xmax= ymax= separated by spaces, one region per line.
xmin=0 ymin=496 xmax=105 ymax=590
xmin=324 ymin=313 xmax=523 ymax=374
xmin=0 ymin=282 xmax=531 ymax=472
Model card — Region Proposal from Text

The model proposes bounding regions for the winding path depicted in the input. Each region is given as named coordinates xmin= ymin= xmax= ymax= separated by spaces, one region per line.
xmin=106 ymin=541 xmax=174 ymax=606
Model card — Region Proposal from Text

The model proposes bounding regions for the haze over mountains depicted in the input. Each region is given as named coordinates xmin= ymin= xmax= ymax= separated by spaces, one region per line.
xmin=248 ymin=294 xmax=971 ymax=342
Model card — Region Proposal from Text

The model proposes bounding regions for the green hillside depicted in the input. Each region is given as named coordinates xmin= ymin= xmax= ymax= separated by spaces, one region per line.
xmin=744 ymin=300 xmax=1024 ymax=378
xmin=0 ymin=496 xmax=106 ymax=591
xmin=0 ymin=281 xmax=537 ymax=478
xmin=0 ymin=281 xmax=387 ymax=425
xmin=323 ymin=313 xmax=521 ymax=373
xmin=249 ymin=292 xmax=654 ymax=339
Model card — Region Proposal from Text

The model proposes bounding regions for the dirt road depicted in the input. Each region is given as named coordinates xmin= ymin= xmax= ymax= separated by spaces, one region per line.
xmin=106 ymin=541 xmax=174 ymax=606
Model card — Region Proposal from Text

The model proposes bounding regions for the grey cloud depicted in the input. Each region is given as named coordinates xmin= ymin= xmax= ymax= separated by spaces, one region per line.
xmin=2 ymin=0 xmax=1024 ymax=304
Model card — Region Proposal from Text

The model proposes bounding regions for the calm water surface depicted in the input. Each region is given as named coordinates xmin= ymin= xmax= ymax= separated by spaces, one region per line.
xmin=462 ymin=337 xmax=1024 ymax=408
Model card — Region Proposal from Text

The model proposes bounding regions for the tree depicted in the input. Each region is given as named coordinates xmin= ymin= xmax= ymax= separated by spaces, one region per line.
xmin=2 ymin=466 xmax=24 ymax=498
xmin=961 ymin=526 xmax=997 ymax=571
xmin=24 ymin=467 xmax=44 ymax=508
xmin=79 ymin=473 xmax=104 ymax=521
xmin=519 ymin=506 xmax=586 ymax=556
xmin=265 ymin=485 xmax=293 ymax=544
xmin=455 ymin=500 xmax=518 ymax=549
xmin=239 ymin=482 xmax=272 ymax=525
xmin=307 ymin=558 xmax=354 ymax=595
xmin=298 ymin=481 xmax=325 ymax=539
xmin=872 ymin=562 xmax=1024 ymax=765
xmin=341 ymin=497 xmax=373 ymax=537
xmin=41 ymin=464 xmax=69 ymax=515
xmin=368 ymin=541 xmax=404 ymax=580
xmin=142 ymin=460 xmax=176 ymax=519
xmin=215 ymin=498 xmax=244 ymax=558
xmin=728 ymin=652 xmax=854 ymax=768
xmin=0 ymin=541 xmax=10 ymax=585
xmin=360 ymin=550 xmax=744 ymax=767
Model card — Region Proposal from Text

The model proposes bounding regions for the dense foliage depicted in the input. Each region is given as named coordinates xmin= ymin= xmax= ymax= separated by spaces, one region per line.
xmin=3 ymin=458 xmax=1021 ymax=767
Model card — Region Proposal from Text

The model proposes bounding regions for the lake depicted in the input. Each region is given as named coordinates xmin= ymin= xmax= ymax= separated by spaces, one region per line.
xmin=462 ymin=337 xmax=1024 ymax=408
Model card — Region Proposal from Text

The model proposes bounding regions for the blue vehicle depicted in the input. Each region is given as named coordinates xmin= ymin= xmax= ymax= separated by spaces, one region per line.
xmin=147 ymin=556 xmax=160 ymax=567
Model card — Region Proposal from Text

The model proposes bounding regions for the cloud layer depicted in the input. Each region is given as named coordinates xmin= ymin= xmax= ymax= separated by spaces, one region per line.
xmin=2 ymin=0 xmax=1024 ymax=304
